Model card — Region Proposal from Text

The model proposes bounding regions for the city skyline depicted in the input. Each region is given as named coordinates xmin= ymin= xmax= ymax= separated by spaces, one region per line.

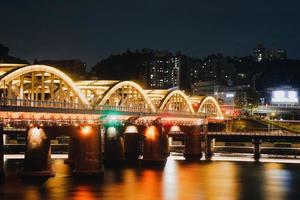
xmin=1 ymin=0 xmax=300 ymax=67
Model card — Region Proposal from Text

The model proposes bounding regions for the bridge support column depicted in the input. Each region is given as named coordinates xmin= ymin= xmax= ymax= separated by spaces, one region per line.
xmin=19 ymin=127 xmax=54 ymax=177
xmin=104 ymin=126 xmax=125 ymax=164
xmin=205 ymin=138 xmax=213 ymax=161
xmin=73 ymin=125 xmax=104 ymax=176
xmin=253 ymin=138 xmax=261 ymax=161
xmin=0 ymin=125 xmax=4 ymax=178
xmin=64 ymin=136 xmax=79 ymax=166
xmin=124 ymin=125 xmax=142 ymax=161
xmin=162 ymin=126 xmax=170 ymax=157
xmin=143 ymin=124 xmax=168 ymax=165
xmin=183 ymin=126 xmax=202 ymax=161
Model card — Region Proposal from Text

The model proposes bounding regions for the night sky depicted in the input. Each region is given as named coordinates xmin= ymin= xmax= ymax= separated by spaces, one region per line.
xmin=1 ymin=0 xmax=300 ymax=68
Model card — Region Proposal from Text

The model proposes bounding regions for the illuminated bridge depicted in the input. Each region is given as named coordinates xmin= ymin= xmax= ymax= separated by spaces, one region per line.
xmin=1 ymin=64 xmax=299 ymax=178
xmin=0 ymin=64 xmax=224 ymax=177
xmin=0 ymin=64 xmax=223 ymax=125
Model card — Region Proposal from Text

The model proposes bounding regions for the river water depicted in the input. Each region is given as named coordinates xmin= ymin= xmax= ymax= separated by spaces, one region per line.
xmin=1 ymin=155 xmax=300 ymax=200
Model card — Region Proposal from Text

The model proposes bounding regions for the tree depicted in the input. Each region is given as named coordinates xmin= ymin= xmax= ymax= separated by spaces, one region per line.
xmin=234 ymin=87 xmax=260 ymax=110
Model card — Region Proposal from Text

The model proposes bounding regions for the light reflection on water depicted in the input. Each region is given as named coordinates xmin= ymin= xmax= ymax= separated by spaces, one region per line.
xmin=1 ymin=156 xmax=300 ymax=200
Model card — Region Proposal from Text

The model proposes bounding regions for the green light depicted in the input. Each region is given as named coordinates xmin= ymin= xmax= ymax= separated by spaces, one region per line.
xmin=101 ymin=110 xmax=122 ymax=127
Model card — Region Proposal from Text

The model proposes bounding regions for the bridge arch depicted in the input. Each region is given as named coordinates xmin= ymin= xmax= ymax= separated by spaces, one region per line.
xmin=159 ymin=90 xmax=195 ymax=114
xmin=0 ymin=65 xmax=90 ymax=105
xmin=197 ymin=96 xmax=223 ymax=118
xmin=97 ymin=81 xmax=155 ymax=112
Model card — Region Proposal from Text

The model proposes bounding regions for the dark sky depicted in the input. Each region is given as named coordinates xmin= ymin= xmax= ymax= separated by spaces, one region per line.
xmin=1 ymin=0 xmax=300 ymax=68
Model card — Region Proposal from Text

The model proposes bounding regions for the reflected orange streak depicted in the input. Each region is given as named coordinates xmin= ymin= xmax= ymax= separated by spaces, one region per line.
xmin=72 ymin=186 xmax=95 ymax=200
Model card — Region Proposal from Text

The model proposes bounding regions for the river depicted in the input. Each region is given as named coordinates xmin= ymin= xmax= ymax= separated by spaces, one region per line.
xmin=1 ymin=155 xmax=300 ymax=200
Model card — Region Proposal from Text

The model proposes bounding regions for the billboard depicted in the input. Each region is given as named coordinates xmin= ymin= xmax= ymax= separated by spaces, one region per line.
xmin=271 ymin=90 xmax=298 ymax=103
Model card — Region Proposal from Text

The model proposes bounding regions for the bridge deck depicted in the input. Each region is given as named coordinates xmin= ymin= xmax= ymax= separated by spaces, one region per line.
xmin=209 ymin=131 xmax=300 ymax=140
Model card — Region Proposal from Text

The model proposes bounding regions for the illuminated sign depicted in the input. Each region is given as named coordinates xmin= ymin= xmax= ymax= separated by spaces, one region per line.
xmin=271 ymin=90 xmax=298 ymax=103
xmin=225 ymin=93 xmax=234 ymax=98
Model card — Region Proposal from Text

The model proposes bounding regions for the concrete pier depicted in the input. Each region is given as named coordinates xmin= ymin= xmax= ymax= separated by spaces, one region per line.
xmin=183 ymin=126 xmax=202 ymax=160
xmin=253 ymin=138 xmax=261 ymax=161
xmin=73 ymin=125 xmax=104 ymax=176
xmin=143 ymin=124 xmax=168 ymax=165
xmin=162 ymin=125 xmax=170 ymax=157
xmin=123 ymin=125 xmax=141 ymax=161
xmin=0 ymin=125 xmax=4 ymax=178
xmin=104 ymin=126 xmax=125 ymax=164
xmin=205 ymin=138 xmax=213 ymax=161
xmin=19 ymin=127 xmax=54 ymax=177
xmin=64 ymin=136 xmax=80 ymax=166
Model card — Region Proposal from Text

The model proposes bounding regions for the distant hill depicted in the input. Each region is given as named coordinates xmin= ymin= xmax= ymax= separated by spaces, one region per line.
xmin=91 ymin=49 xmax=173 ymax=84
xmin=0 ymin=44 xmax=29 ymax=64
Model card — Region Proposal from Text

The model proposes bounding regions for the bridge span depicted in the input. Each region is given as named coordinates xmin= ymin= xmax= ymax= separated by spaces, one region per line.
xmin=0 ymin=64 xmax=300 ymax=179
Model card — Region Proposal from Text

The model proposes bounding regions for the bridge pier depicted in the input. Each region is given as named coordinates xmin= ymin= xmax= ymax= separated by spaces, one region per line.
xmin=0 ymin=125 xmax=4 ymax=178
xmin=64 ymin=136 xmax=80 ymax=166
xmin=104 ymin=126 xmax=125 ymax=164
xmin=73 ymin=125 xmax=104 ymax=176
xmin=183 ymin=126 xmax=202 ymax=161
xmin=205 ymin=138 xmax=213 ymax=161
xmin=123 ymin=125 xmax=142 ymax=161
xmin=253 ymin=138 xmax=261 ymax=161
xmin=143 ymin=123 xmax=168 ymax=165
xmin=162 ymin=126 xmax=170 ymax=157
xmin=19 ymin=127 xmax=54 ymax=177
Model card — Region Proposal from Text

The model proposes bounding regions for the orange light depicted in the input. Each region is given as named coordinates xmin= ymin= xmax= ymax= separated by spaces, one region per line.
xmin=145 ymin=126 xmax=158 ymax=140
xmin=81 ymin=126 xmax=92 ymax=136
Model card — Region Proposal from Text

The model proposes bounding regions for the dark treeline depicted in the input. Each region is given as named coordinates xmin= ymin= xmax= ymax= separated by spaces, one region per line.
xmin=1 ymin=43 xmax=300 ymax=91
xmin=92 ymin=48 xmax=300 ymax=91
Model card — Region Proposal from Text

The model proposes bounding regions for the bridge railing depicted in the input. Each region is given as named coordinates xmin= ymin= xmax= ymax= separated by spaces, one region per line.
xmin=93 ymin=104 xmax=153 ymax=114
xmin=257 ymin=104 xmax=300 ymax=110
xmin=0 ymin=98 xmax=221 ymax=117
xmin=0 ymin=98 xmax=90 ymax=110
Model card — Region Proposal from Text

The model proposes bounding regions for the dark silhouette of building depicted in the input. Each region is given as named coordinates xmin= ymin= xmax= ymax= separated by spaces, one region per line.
xmin=0 ymin=43 xmax=28 ymax=64
xmin=253 ymin=44 xmax=287 ymax=62
xmin=0 ymin=44 xmax=9 ymax=57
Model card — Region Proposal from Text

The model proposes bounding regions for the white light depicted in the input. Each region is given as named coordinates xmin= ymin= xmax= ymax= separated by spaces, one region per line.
xmin=169 ymin=125 xmax=181 ymax=132
xmin=225 ymin=93 xmax=234 ymax=98
xmin=107 ymin=127 xmax=117 ymax=138
xmin=28 ymin=127 xmax=46 ymax=149
xmin=124 ymin=125 xmax=138 ymax=133
xmin=272 ymin=90 xmax=298 ymax=103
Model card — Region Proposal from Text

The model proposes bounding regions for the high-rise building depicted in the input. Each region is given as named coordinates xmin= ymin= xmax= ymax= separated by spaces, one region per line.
xmin=265 ymin=48 xmax=287 ymax=61
xmin=253 ymin=44 xmax=266 ymax=62
xmin=145 ymin=55 xmax=180 ymax=89
xmin=190 ymin=54 xmax=236 ymax=93
xmin=253 ymin=44 xmax=287 ymax=62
